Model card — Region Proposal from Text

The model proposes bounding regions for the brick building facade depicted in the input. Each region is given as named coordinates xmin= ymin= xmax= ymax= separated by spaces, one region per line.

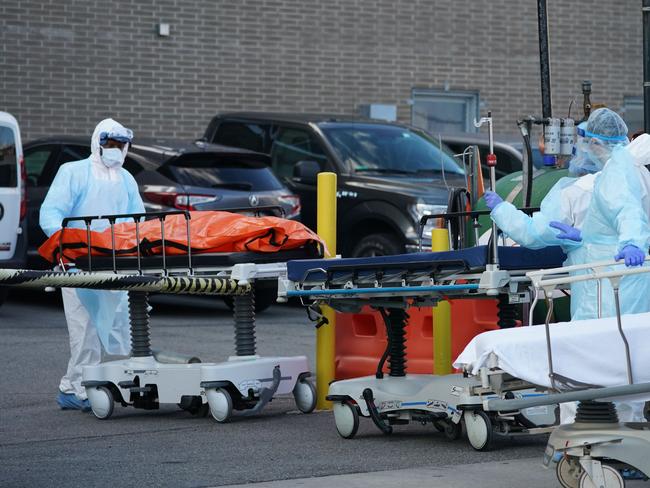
xmin=1 ymin=0 xmax=644 ymax=141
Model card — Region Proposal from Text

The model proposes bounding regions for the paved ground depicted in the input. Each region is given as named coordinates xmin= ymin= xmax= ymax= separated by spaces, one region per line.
xmin=0 ymin=290 xmax=640 ymax=488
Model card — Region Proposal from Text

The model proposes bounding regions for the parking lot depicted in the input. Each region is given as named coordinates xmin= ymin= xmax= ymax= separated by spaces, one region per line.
xmin=0 ymin=291 xmax=567 ymax=488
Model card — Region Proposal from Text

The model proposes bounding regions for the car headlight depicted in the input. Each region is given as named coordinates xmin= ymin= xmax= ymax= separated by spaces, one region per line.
xmin=410 ymin=203 xmax=448 ymax=239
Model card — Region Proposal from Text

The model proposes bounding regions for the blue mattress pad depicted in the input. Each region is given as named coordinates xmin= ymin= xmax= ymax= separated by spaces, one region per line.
xmin=286 ymin=245 xmax=566 ymax=283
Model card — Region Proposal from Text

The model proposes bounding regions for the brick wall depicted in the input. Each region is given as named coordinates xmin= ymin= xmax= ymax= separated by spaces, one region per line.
xmin=0 ymin=0 xmax=643 ymax=141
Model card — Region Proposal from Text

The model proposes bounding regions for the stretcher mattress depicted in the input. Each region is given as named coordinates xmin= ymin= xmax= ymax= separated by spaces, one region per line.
xmin=454 ymin=311 xmax=650 ymax=393
xmin=286 ymin=245 xmax=566 ymax=283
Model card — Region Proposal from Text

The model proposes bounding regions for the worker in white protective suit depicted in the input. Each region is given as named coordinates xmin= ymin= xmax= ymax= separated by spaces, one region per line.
xmin=40 ymin=119 xmax=144 ymax=411
xmin=548 ymin=109 xmax=650 ymax=425
xmin=549 ymin=109 xmax=650 ymax=319
xmin=483 ymin=121 xmax=596 ymax=320
xmin=483 ymin=123 xmax=600 ymax=425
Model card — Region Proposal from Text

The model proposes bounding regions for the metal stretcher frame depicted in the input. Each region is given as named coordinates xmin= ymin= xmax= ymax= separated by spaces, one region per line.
xmin=280 ymin=245 xmax=567 ymax=305
xmin=482 ymin=260 xmax=650 ymax=412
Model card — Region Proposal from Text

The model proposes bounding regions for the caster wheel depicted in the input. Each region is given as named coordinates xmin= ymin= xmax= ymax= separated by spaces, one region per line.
xmin=578 ymin=465 xmax=624 ymax=488
xmin=442 ymin=419 xmax=462 ymax=441
xmin=333 ymin=401 xmax=359 ymax=439
xmin=556 ymin=456 xmax=582 ymax=488
xmin=464 ymin=410 xmax=493 ymax=451
xmin=207 ymin=388 xmax=233 ymax=423
xmin=293 ymin=379 xmax=316 ymax=414
xmin=88 ymin=386 xmax=114 ymax=420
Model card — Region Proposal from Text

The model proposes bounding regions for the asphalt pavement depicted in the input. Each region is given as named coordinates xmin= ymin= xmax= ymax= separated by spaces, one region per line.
xmin=0 ymin=290 xmax=618 ymax=488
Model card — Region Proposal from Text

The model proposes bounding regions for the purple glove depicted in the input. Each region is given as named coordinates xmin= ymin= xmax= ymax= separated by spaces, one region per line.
xmin=549 ymin=221 xmax=582 ymax=242
xmin=484 ymin=191 xmax=503 ymax=210
xmin=615 ymin=245 xmax=646 ymax=267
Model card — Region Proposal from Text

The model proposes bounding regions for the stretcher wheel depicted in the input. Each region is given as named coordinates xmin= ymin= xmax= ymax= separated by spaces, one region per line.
xmin=88 ymin=386 xmax=114 ymax=420
xmin=293 ymin=379 xmax=316 ymax=414
xmin=556 ymin=456 xmax=581 ymax=488
xmin=333 ymin=402 xmax=359 ymax=439
xmin=464 ymin=410 xmax=493 ymax=451
xmin=208 ymin=388 xmax=233 ymax=423
xmin=578 ymin=465 xmax=624 ymax=488
xmin=442 ymin=419 xmax=462 ymax=441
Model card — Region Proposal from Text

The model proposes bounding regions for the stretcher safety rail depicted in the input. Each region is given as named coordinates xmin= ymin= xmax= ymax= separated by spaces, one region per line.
xmin=58 ymin=208 xmax=316 ymax=280
xmin=478 ymin=261 xmax=650 ymax=412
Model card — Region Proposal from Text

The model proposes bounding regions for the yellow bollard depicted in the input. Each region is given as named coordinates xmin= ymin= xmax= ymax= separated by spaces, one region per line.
xmin=431 ymin=228 xmax=452 ymax=375
xmin=316 ymin=172 xmax=337 ymax=409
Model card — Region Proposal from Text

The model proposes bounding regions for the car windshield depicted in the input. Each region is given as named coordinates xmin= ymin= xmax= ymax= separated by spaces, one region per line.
xmin=320 ymin=124 xmax=464 ymax=175
xmin=159 ymin=153 xmax=283 ymax=191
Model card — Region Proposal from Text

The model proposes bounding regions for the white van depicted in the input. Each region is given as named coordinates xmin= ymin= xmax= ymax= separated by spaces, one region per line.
xmin=0 ymin=112 xmax=27 ymax=306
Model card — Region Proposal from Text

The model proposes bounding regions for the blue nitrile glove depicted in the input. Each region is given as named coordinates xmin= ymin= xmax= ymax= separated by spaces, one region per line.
xmin=549 ymin=221 xmax=582 ymax=242
xmin=484 ymin=191 xmax=503 ymax=210
xmin=614 ymin=244 xmax=646 ymax=267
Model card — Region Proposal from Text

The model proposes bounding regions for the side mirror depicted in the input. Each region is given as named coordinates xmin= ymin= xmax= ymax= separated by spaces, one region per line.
xmin=293 ymin=160 xmax=321 ymax=185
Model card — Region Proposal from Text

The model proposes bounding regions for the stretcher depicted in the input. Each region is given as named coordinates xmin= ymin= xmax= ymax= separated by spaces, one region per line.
xmin=278 ymin=244 xmax=567 ymax=447
xmin=12 ymin=210 xmax=324 ymax=422
xmin=283 ymin=245 xmax=650 ymax=476
xmin=454 ymin=262 xmax=650 ymax=487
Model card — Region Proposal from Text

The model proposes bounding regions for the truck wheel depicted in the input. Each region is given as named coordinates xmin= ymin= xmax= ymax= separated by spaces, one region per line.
xmin=351 ymin=233 xmax=404 ymax=257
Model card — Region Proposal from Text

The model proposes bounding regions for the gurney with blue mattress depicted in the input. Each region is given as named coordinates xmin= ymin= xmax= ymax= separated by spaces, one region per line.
xmin=274 ymin=245 xmax=569 ymax=448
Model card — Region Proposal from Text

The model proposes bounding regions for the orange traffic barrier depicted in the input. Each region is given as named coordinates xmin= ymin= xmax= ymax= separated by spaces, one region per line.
xmin=334 ymin=299 xmax=500 ymax=379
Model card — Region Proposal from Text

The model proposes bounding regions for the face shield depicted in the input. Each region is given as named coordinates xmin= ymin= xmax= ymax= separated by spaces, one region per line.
xmin=568 ymin=123 xmax=601 ymax=175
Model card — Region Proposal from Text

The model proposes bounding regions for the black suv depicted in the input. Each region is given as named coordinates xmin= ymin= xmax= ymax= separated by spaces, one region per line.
xmin=204 ymin=113 xmax=466 ymax=257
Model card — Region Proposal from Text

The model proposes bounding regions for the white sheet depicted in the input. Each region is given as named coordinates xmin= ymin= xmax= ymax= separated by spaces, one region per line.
xmin=453 ymin=311 xmax=650 ymax=392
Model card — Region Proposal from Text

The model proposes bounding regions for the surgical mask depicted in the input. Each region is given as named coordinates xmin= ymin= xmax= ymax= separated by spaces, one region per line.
xmin=100 ymin=147 xmax=125 ymax=168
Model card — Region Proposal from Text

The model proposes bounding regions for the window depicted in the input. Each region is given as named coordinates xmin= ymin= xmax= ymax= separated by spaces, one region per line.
xmin=411 ymin=89 xmax=479 ymax=134
xmin=160 ymin=154 xmax=283 ymax=191
xmin=212 ymin=121 xmax=270 ymax=153
xmin=269 ymin=127 xmax=328 ymax=179
xmin=622 ymin=96 xmax=643 ymax=135
xmin=0 ymin=126 xmax=17 ymax=187
xmin=321 ymin=123 xmax=463 ymax=175
xmin=59 ymin=145 xmax=91 ymax=165
xmin=24 ymin=145 xmax=57 ymax=187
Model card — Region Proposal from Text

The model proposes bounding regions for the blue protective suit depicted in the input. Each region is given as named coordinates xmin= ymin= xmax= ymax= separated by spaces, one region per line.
xmin=40 ymin=119 xmax=144 ymax=400
xmin=491 ymin=175 xmax=594 ymax=318
xmin=575 ymin=145 xmax=650 ymax=320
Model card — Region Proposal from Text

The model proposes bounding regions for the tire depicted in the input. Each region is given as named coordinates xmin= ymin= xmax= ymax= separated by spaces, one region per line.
xmin=351 ymin=233 xmax=404 ymax=257
xmin=578 ymin=465 xmax=624 ymax=488
xmin=208 ymin=388 xmax=233 ymax=423
xmin=0 ymin=287 xmax=8 ymax=307
xmin=88 ymin=386 xmax=114 ymax=420
xmin=464 ymin=410 xmax=494 ymax=451
xmin=556 ymin=456 xmax=582 ymax=488
xmin=333 ymin=401 xmax=359 ymax=439
xmin=222 ymin=284 xmax=277 ymax=314
xmin=442 ymin=419 xmax=462 ymax=441
xmin=293 ymin=379 xmax=316 ymax=414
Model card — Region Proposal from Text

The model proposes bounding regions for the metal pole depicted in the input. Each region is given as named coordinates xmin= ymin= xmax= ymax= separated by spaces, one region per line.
xmin=537 ymin=0 xmax=552 ymax=119
xmin=612 ymin=286 xmax=634 ymax=385
xmin=316 ymin=172 xmax=337 ymax=410
xmin=643 ymin=0 xmax=650 ymax=132
xmin=431 ymin=228 xmax=452 ymax=375
xmin=543 ymin=291 xmax=557 ymax=391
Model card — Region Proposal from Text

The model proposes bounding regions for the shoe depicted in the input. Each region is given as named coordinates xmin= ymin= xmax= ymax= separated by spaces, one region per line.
xmin=57 ymin=392 xmax=91 ymax=412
